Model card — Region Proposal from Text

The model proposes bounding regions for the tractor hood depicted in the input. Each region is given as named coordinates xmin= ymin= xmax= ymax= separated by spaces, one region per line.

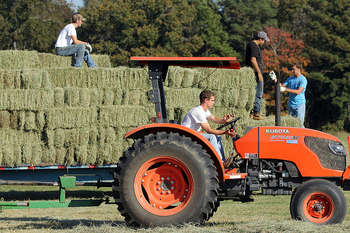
xmin=235 ymin=127 xmax=346 ymax=177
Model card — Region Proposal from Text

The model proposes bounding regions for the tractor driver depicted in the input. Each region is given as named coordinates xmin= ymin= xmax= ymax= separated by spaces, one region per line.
xmin=181 ymin=90 xmax=236 ymax=162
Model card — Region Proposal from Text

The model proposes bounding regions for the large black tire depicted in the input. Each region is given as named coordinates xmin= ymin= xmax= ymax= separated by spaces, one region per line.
xmin=113 ymin=132 xmax=219 ymax=227
xmin=290 ymin=179 xmax=347 ymax=224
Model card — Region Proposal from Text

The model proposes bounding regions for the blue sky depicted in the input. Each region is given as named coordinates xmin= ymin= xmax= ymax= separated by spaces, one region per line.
xmin=67 ymin=0 xmax=84 ymax=10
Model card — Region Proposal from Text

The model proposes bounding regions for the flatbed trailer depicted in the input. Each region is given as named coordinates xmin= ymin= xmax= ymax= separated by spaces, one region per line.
xmin=0 ymin=57 xmax=240 ymax=212
xmin=0 ymin=164 xmax=116 ymax=211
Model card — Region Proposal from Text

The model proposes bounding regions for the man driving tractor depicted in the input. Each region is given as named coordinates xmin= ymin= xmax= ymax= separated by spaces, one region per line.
xmin=181 ymin=90 xmax=236 ymax=163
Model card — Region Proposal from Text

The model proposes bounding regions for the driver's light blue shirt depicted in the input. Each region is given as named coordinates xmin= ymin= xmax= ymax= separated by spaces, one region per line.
xmin=284 ymin=75 xmax=307 ymax=108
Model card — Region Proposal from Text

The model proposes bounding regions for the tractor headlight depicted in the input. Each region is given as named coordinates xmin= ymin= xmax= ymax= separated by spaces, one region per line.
xmin=328 ymin=142 xmax=346 ymax=156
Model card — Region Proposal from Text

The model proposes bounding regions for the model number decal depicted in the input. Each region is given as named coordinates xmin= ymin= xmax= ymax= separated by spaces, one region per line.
xmin=270 ymin=135 xmax=300 ymax=143
xmin=245 ymin=153 xmax=258 ymax=159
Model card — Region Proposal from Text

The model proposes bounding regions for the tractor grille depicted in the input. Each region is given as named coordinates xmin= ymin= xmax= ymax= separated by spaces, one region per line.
xmin=304 ymin=136 xmax=346 ymax=171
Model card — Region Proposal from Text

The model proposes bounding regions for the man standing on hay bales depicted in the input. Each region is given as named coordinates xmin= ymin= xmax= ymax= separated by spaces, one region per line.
xmin=245 ymin=31 xmax=270 ymax=120
xmin=280 ymin=63 xmax=307 ymax=128
xmin=55 ymin=13 xmax=97 ymax=68
xmin=181 ymin=90 xmax=236 ymax=164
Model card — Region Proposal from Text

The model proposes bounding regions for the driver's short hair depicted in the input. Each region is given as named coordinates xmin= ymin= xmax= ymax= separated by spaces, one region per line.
xmin=72 ymin=13 xmax=85 ymax=23
xmin=200 ymin=90 xmax=214 ymax=104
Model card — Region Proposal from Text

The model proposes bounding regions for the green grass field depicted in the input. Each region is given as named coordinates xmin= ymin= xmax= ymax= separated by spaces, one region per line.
xmin=1 ymin=185 xmax=350 ymax=233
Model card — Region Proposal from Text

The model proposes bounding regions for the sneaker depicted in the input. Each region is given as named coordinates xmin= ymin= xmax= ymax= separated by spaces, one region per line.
xmin=253 ymin=112 xmax=264 ymax=120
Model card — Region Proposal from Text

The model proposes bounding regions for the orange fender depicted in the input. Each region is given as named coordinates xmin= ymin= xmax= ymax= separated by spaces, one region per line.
xmin=343 ymin=136 xmax=350 ymax=185
xmin=124 ymin=123 xmax=225 ymax=180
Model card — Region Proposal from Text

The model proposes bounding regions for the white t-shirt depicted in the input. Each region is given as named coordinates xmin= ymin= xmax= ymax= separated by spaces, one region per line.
xmin=181 ymin=105 xmax=212 ymax=132
xmin=55 ymin=24 xmax=76 ymax=48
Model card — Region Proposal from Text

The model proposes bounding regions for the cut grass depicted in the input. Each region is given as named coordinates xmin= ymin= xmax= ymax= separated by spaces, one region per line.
xmin=1 ymin=186 xmax=350 ymax=232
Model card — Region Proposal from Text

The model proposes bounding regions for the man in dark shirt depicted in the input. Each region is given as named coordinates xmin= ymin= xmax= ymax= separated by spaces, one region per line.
xmin=245 ymin=31 xmax=269 ymax=120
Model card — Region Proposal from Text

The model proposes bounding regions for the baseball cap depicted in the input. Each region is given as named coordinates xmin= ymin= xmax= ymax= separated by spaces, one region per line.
xmin=257 ymin=31 xmax=270 ymax=42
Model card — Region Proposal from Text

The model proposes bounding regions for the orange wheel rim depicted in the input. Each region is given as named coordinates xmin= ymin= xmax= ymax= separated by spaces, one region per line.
xmin=302 ymin=192 xmax=334 ymax=223
xmin=134 ymin=156 xmax=194 ymax=216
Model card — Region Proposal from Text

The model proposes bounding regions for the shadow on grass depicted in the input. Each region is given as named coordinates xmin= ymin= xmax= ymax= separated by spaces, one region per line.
xmin=0 ymin=217 xmax=125 ymax=230
xmin=0 ymin=190 xmax=114 ymax=201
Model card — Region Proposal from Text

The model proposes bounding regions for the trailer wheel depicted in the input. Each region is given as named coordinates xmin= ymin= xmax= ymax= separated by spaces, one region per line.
xmin=290 ymin=179 xmax=346 ymax=224
xmin=113 ymin=132 xmax=219 ymax=226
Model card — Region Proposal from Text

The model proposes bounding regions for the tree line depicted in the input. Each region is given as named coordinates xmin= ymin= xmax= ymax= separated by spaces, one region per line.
xmin=1 ymin=0 xmax=349 ymax=131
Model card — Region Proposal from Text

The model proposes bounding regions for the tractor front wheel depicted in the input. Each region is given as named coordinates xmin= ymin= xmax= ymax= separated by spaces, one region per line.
xmin=290 ymin=179 xmax=346 ymax=224
xmin=113 ymin=132 xmax=219 ymax=226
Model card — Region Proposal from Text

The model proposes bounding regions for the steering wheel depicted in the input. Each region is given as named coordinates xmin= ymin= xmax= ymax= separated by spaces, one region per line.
xmin=216 ymin=116 xmax=241 ymax=130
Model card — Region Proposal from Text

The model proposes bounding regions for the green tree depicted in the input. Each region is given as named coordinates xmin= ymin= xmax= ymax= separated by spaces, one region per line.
xmin=80 ymin=0 xmax=235 ymax=65
xmin=0 ymin=0 xmax=72 ymax=51
xmin=307 ymin=73 xmax=350 ymax=130
xmin=277 ymin=0 xmax=350 ymax=130
xmin=217 ymin=0 xmax=278 ymax=61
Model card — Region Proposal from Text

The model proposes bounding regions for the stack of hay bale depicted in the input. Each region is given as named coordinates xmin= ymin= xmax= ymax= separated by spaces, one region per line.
xmin=0 ymin=50 xmax=299 ymax=167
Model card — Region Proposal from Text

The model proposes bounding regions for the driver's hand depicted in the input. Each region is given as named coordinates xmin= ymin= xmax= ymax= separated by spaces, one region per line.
xmin=225 ymin=129 xmax=236 ymax=137
xmin=223 ymin=113 xmax=234 ymax=123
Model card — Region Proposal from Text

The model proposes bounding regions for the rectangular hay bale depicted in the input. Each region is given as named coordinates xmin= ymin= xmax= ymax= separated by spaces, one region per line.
xmin=46 ymin=107 xmax=98 ymax=129
xmin=0 ymin=50 xmax=40 ymax=69
xmin=99 ymin=105 xmax=152 ymax=127
xmin=0 ymin=90 xmax=54 ymax=110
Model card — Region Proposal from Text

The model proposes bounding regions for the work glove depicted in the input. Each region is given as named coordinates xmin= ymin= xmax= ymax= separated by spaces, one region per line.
xmin=269 ymin=70 xmax=277 ymax=82
xmin=86 ymin=43 xmax=92 ymax=53
xmin=280 ymin=85 xmax=286 ymax=92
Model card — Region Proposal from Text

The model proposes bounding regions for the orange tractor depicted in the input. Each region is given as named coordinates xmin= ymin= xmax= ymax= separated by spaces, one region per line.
xmin=113 ymin=57 xmax=350 ymax=226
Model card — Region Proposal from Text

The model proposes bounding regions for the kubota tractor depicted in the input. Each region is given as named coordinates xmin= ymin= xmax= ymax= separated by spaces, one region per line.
xmin=113 ymin=57 xmax=350 ymax=226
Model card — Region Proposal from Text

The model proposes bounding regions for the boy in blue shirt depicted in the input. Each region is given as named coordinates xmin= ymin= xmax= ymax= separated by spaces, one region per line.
xmin=280 ymin=64 xmax=307 ymax=127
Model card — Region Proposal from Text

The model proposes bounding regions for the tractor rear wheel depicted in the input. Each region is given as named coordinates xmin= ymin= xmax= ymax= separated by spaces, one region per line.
xmin=113 ymin=132 xmax=219 ymax=226
xmin=290 ymin=179 xmax=346 ymax=224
